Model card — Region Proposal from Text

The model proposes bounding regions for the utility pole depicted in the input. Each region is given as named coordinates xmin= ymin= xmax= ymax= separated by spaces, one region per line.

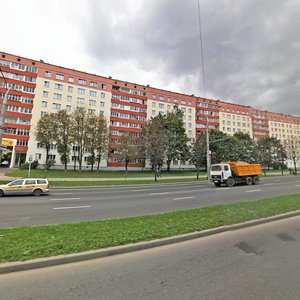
xmin=0 ymin=67 xmax=10 ymax=161
xmin=205 ymin=114 xmax=210 ymax=180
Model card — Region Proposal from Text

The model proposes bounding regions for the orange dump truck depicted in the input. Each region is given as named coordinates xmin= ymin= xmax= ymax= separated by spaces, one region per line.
xmin=210 ymin=162 xmax=262 ymax=187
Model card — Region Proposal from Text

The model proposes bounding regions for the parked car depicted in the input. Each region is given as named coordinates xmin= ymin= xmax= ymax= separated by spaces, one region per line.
xmin=0 ymin=178 xmax=50 ymax=197
xmin=0 ymin=160 xmax=9 ymax=167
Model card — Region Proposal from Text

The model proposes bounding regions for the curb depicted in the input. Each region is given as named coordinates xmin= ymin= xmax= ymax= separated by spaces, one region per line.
xmin=1 ymin=210 xmax=300 ymax=274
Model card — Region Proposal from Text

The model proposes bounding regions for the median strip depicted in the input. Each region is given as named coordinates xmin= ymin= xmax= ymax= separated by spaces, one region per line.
xmin=0 ymin=193 xmax=300 ymax=265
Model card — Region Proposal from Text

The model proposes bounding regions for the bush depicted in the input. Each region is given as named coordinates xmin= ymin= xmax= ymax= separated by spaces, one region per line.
xmin=19 ymin=160 xmax=39 ymax=170
xmin=46 ymin=159 xmax=55 ymax=170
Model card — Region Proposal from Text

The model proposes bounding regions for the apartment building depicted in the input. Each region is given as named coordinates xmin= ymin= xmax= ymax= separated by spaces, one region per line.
xmin=0 ymin=51 xmax=300 ymax=169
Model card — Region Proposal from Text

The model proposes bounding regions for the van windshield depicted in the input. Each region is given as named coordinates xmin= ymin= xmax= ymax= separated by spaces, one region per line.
xmin=211 ymin=165 xmax=222 ymax=171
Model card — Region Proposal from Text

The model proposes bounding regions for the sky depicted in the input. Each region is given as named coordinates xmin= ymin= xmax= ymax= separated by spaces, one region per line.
xmin=1 ymin=0 xmax=300 ymax=115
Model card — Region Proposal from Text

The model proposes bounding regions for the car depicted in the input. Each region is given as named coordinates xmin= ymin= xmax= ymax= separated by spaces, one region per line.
xmin=0 ymin=160 xmax=9 ymax=167
xmin=0 ymin=178 xmax=50 ymax=197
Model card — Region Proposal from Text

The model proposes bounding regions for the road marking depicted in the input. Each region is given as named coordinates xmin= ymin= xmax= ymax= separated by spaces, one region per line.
xmin=173 ymin=196 xmax=195 ymax=201
xmin=246 ymin=189 xmax=261 ymax=193
xmin=149 ymin=192 xmax=170 ymax=195
xmin=53 ymin=205 xmax=90 ymax=210
xmin=263 ymin=183 xmax=275 ymax=186
xmin=295 ymin=185 xmax=300 ymax=187
xmin=132 ymin=189 xmax=151 ymax=192
xmin=272 ymin=180 xmax=280 ymax=182
xmin=52 ymin=193 xmax=73 ymax=195
xmin=51 ymin=198 xmax=81 ymax=201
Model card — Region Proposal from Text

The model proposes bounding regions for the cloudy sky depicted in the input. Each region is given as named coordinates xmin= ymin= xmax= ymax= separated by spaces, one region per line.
xmin=1 ymin=0 xmax=300 ymax=115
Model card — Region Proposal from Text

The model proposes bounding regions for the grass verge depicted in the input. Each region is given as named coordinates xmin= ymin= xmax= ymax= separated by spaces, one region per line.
xmin=0 ymin=193 xmax=300 ymax=263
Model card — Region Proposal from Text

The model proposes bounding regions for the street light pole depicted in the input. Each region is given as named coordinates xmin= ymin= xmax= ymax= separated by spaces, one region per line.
xmin=205 ymin=114 xmax=211 ymax=180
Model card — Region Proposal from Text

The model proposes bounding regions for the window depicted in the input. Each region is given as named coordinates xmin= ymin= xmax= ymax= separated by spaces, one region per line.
xmin=159 ymin=96 xmax=164 ymax=101
xmin=25 ymin=179 xmax=36 ymax=185
xmin=174 ymin=98 xmax=178 ymax=103
xmin=152 ymin=102 xmax=156 ymax=107
xmin=100 ymin=101 xmax=105 ymax=107
xmin=53 ymin=93 xmax=62 ymax=100
xmin=35 ymin=153 xmax=42 ymax=160
xmin=88 ymin=109 xmax=96 ymax=115
xmin=69 ymin=76 xmax=74 ymax=83
xmin=77 ymin=97 xmax=84 ymax=104
xmin=100 ymin=92 xmax=105 ymax=98
xmin=159 ymin=103 xmax=164 ymax=108
xmin=41 ymin=111 xmax=47 ymax=117
xmin=52 ymin=103 xmax=61 ymax=110
xmin=45 ymin=71 xmax=51 ymax=78
xmin=152 ymin=110 xmax=156 ymax=115
xmin=43 ymin=91 xmax=49 ymax=97
xmin=188 ymin=108 xmax=192 ymax=113
xmin=78 ymin=79 xmax=86 ymax=85
xmin=56 ymin=74 xmax=64 ymax=80
xmin=44 ymin=81 xmax=50 ymax=88
xmin=66 ymin=105 xmax=71 ymax=111
xmin=68 ymin=86 xmax=73 ymax=92
xmin=89 ymin=99 xmax=96 ymax=106
xmin=67 ymin=95 xmax=72 ymax=102
xmin=42 ymin=101 xmax=48 ymax=107
xmin=101 ymin=83 xmax=106 ymax=90
xmin=90 ymin=81 xmax=97 ymax=87
xmin=78 ymin=88 xmax=85 ymax=95
xmin=90 ymin=90 xmax=97 ymax=97
xmin=54 ymin=83 xmax=63 ymax=90
xmin=181 ymin=100 xmax=186 ymax=105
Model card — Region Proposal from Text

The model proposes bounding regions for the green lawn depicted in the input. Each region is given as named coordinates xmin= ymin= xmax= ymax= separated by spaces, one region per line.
xmin=0 ymin=193 xmax=299 ymax=263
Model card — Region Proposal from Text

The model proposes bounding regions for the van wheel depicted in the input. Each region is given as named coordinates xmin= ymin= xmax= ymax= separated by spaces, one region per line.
xmin=252 ymin=176 xmax=260 ymax=185
xmin=0 ymin=190 xmax=4 ymax=197
xmin=227 ymin=178 xmax=235 ymax=187
xmin=246 ymin=177 xmax=253 ymax=185
xmin=33 ymin=189 xmax=43 ymax=196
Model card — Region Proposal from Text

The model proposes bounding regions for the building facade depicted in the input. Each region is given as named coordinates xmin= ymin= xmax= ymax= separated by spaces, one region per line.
xmin=0 ymin=51 xmax=300 ymax=169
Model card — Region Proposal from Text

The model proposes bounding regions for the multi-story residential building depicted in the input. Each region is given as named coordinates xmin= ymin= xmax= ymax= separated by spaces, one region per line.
xmin=0 ymin=51 xmax=300 ymax=169
xmin=219 ymin=102 xmax=253 ymax=137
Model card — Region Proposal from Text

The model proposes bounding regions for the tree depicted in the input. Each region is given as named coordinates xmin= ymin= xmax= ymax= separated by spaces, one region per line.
xmin=70 ymin=109 xmax=89 ymax=172
xmin=189 ymin=133 xmax=206 ymax=179
xmin=34 ymin=113 xmax=57 ymax=171
xmin=85 ymin=114 xmax=109 ymax=172
xmin=115 ymin=133 xmax=144 ymax=177
xmin=159 ymin=108 xmax=189 ymax=171
xmin=55 ymin=110 xmax=72 ymax=171
xmin=232 ymin=132 xmax=257 ymax=163
xmin=256 ymin=137 xmax=286 ymax=175
xmin=284 ymin=138 xmax=300 ymax=174
xmin=143 ymin=117 xmax=167 ymax=182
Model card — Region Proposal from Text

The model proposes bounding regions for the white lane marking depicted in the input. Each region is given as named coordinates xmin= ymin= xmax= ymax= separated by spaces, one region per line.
xmin=295 ymin=185 xmax=300 ymax=187
xmin=246 ymin=189 xmax=261 ymax=193
xmin=173 ymin=196 xmax=195 ymax=201
xmin=263 ymin=183 xmax=275 ymax=186
xmin=214 ymin=188 xmax=231 ymax=191
xmin=51 ymin=198 xmax=81 ymax=201
xmin=53 ymin=206 xmax=90 ymax=210
xmin=132 ymin=189 xmax=151 ymax=192
xmin=51 ymin=193 xmax=73 ymax=195
xmin=149 ymin=192 xmax=170 ymax=195
xmin=272 ymin=180 xmax=280 ymax=182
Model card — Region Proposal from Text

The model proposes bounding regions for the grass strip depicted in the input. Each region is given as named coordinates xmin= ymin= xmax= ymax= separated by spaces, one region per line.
xmin=0 ymin=193 xmax=300 ymax=263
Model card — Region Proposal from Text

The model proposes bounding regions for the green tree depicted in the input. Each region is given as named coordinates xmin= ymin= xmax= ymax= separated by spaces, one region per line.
xmin=85 ymin=114 xmax=109 ymax=172
xmin=232 ymin=132 xmax=257 ymax=163
xmin=70 ymin=108 xmax=89 ymax=172
xmin=284 ymin=138 xmax=300 ymax=175
xmin=189 ymin=133 xmax=206 ymax=179
xmin=34 ymin=113 xmax=57 ymax=171
xmin=55 ymin=110 xmax=72 ymax=171
xmin=143 ymin=117 xmax=167 ymax=181
xmin=159 ymin=108 xmax=189 ymax=171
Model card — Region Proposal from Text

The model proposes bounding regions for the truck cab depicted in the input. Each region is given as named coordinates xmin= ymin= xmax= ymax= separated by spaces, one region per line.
xmin=210 ymin=164 xmax=232 ymax=187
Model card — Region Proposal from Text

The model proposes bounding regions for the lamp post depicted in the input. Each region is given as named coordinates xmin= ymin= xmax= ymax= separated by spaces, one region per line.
xmin=205 ymin=114 xmax=211 ymax=180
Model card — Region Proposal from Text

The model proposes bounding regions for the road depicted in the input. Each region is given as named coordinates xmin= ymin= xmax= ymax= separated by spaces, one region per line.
xmin=0 ymin=215 xmax=299 ymax=299
xmin=0 ymin=176 xmax=300 ymax=228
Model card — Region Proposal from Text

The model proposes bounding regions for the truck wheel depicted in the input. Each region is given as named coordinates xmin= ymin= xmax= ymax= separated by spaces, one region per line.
xmin=214 ymin=182 xmax=221 ymax=187
xmin=227 ymin=178 xmax=235 ymax=187
xmin=252 ymin=176 xmax=260 ymax=185
xmin=246 ymin=177 xmax=253 ymax=185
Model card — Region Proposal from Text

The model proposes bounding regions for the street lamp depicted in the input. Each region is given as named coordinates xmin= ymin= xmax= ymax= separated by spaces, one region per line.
xmin=0 ymin=67 xmax=10 ymax=161
xmin=204 ymin=114 xmax=211 ymax=180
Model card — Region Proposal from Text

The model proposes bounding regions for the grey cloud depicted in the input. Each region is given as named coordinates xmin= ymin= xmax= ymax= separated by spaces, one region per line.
xmin=82 ymin=0 xmax=300 ymax=115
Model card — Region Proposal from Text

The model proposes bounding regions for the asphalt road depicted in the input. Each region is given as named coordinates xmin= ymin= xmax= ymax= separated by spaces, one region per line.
xmin=0 ymin=176 xmax=300 ymax=228
xmin=0 ymin=215 xmax=299 ymax=299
